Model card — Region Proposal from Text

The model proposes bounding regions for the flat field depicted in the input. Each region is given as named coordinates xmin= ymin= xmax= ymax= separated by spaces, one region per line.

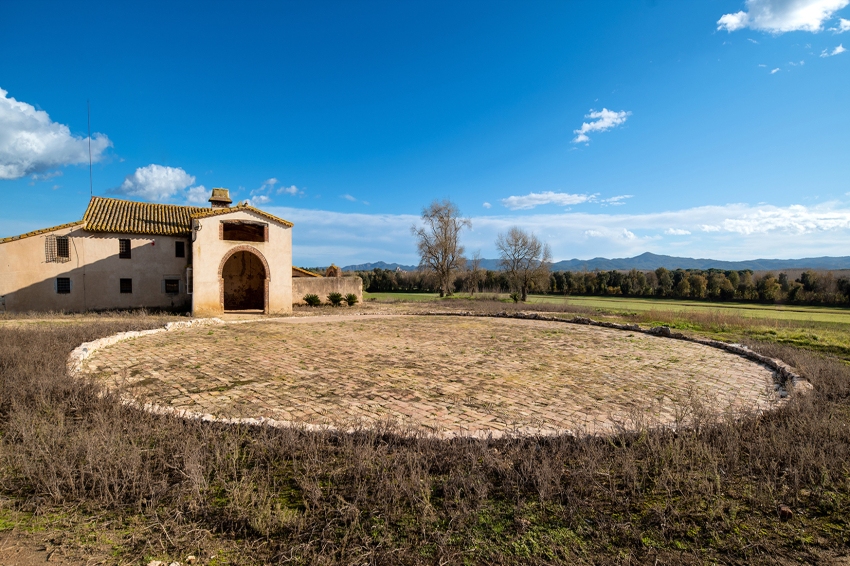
xmin=364 ymin=291 xmax=850 ymax=323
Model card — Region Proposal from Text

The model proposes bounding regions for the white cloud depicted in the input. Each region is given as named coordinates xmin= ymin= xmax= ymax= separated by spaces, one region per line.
xmin=186 ymin=185 xmax=209 ymax=205
xmin=821 ymin=43 xmax=847 ymax=55
xmin=718 ymin=0 xmax=850 ymax=33
xmin=111 ymin=164 xmax=196 ymax=201
xmin=572 ymin=108 xmax=631 ymax=144
xmin=262 ymin=201 xmax=850 ymax=265
xmin=664 ymin=228 xmax=692 ymax=235
xmin=600 ymin=195 xmax=633 ymax=206
xmin=247 ymin=194 xmax=271 ymax=206
xmin=277 ymin=184 xmax=300 ymax=196
xmin=482 ymin=202 xmax=492 ymax=209
xmin=501 ymin=191 xmax=597 ymax=210
xmin=771 ymin=67 xmax=781 ymax=73
xmin=31 ymin=170 xmax=63 ymax=182
xmin=830 ymin=16 xmax=850 ymax=30
xmin=0 ymin=87 xmax=112 ymax=180
xmin=748 ymin=37 xmax=761 ymax=43
xmin=341 ymin=194 xmax=357 ymax=202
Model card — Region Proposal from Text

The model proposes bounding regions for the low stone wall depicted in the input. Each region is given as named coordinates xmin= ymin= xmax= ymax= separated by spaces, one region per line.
xmin=292 ymin=276 xmax=363 ymax=305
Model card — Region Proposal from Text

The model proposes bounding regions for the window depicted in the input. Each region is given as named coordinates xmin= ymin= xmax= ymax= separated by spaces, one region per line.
xmin=164 ymin=278 xmax=180 ymax=295
xmin=120 ymin=278 xmax=132 ymax=294
xmin=45 ymin=235 xmax=71 ymax=263
xmin=222 ymin=221 xmax=266 ymax=242
xmin=56 ymin=277 xmax=71 ymax=294
xmin=175 ymin=241 xmax=185 ymax=258
xmin=56 ymin=237 xmax=69 ymax=259
xmin=119 ymin=239 xmax=131 ymax=259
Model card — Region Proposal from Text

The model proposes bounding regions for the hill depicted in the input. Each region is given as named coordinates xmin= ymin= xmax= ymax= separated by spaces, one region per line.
xmin=343 ymin=252 xmax=850 ymax=273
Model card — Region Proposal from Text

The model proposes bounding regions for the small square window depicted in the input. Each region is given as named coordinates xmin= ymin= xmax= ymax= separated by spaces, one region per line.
xmin=164 ymin=279 xmax=180 ymax=294
xmin=120 ymin=278 xmax=132 ymax=294
xmin=175 ymin=241 xmax=185 ymax=258
xmin=56 ymin=237 xmax=69 ymax=259
xmin=56 ymin=277 xmax=71 ymax=294
xmin=119 ymin=239 xmax=131 ymax=259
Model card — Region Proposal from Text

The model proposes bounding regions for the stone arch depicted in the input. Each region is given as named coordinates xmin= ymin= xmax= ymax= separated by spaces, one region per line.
xmin=218 ymin=245 xmax=270 ymax=313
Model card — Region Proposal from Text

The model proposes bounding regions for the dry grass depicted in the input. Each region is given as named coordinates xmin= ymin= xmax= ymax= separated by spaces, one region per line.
xmin=1 ymin=311 xmax=850 ymax=564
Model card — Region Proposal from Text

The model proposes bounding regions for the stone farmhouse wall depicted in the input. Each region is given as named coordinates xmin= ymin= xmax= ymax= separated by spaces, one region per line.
xmin=0 ymin=224 xmax=191 ymax=313
xmin=191 ymin=208 xmax=293 ymax=317
xmin=292 ymin=276 xmax=363 ymax=305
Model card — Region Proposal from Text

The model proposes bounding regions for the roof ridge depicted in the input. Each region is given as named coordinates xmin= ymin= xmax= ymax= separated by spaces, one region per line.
xmin=0 ymin=221 xmax=85 ymax=245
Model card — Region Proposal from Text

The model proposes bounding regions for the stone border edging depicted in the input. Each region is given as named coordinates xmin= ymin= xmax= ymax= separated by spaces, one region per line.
xmin=416 ymin=310 xmax=812 ymax=396
xmin=66 ymin=311 xmax=811 ymax=438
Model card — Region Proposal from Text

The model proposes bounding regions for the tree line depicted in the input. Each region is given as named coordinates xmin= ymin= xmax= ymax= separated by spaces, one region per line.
xmin=352 ymin=266 xmax=850 ymax=305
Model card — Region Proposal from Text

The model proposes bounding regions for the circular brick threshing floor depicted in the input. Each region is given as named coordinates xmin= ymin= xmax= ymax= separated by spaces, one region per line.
xmin=80 ymin=315 xmax=780 ymax=436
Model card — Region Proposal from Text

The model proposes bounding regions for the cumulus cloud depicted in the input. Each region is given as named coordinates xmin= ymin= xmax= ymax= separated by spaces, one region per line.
xmin=771 ymin=67 xmax=782 ymax=73
xmin=186 ymin=185 xmax=209 ymax=205
xmin=821 ymin=43 xmax=847 ymax=55
xmin=572 ymin=108 xmax=631 ymax=144
xmin=664 ymin=228 xmax=692 ymax=235
xmin=482 ymin=202 xmax=492 ymax=209
xmin=832 ymin=17 xmax=850 ymax=31
xmin=718 ymin=0 xmax=850 ymax=33
xmin=0 ymin=87 xmax=112 ymax=180
xmin=111 ymin=164 xmax=197 ymax=201
xmin=501 ymin=192 xmax=597 ymax=210
xmin=247 ymin=194 xmax=271 ymax=206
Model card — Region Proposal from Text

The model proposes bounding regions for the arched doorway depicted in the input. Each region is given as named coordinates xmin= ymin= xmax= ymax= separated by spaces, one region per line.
xmin=220 ymin=248 xmax=268 ymax=312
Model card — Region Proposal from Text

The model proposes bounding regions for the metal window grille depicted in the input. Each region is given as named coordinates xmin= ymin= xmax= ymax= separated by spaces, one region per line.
xmin=120 ymin=278 xmax=132 ymax=293
xmin=164 ymin=279 xmax=180 ymax=294
xmin=119 ymin=239 xmax=131 ymax=259
xmin=45 ymin=235 xmax=71 ymax=263
xmin=56 ymin=277 xmax=71 ymax=294
xmin=56 ymin=237 xmax=69 ymax=259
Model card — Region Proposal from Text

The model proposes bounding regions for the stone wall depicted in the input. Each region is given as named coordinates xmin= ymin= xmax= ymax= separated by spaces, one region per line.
xmin=293 ymin=276 xmax=363 ymax=305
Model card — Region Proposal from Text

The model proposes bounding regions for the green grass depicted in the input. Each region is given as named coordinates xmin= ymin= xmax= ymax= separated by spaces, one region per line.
xmin=363 ymin=291 xmax=850 ymax=324
xmin=535 ymin=295 xmax=850 ymax=324
xmin=364 ymin=292 xmax=444 ymax=302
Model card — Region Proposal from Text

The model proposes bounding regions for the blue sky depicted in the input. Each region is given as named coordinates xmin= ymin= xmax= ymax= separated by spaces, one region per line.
xmin=1 ymin=0 xmax=848 ymax=265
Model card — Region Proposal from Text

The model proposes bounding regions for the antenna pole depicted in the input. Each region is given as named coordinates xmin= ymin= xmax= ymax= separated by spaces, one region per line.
xmin=87 ymin=100 xmax=93 ymax=197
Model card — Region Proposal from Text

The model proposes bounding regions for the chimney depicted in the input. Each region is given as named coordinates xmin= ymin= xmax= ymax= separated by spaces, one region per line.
xmin=208 ymin=188 xmax=232 ymax=208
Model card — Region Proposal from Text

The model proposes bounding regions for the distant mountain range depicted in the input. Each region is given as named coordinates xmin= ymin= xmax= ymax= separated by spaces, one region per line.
xmin=342 ymin=252 xmax=850 ymax=273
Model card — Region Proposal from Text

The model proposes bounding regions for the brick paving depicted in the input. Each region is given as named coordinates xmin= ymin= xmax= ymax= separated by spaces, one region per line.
xmin=80 ymin=315 xmax=780 ymax=435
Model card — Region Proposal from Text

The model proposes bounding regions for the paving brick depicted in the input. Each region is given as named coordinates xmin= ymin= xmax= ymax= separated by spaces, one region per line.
xmin=81 ymin=315 xmax=779 ymax=435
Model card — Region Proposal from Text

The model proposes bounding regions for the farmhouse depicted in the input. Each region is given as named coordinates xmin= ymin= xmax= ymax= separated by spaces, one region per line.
xmin=0 ymin=188 xmax=360 ymax=315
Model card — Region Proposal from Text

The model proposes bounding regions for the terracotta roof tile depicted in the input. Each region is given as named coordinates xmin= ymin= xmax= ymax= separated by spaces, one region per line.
xmin=82 ymin=197 xmax=206 ymax=236
xmin=190 ymin=204 xmax=293 ymax=227
xmin=293 ymin=266 xmax=322 ymax=277
xmin=0 ymin=221 xmax=85 ymax=245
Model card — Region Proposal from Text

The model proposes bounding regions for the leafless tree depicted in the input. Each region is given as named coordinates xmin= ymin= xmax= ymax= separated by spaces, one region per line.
xmin=496 ymin=227 xmax=552 ymax=302
xmin=411 ymin=199 xmax=470 ymax=297
xmin=466 ymin=251 xmax=485 ymax=296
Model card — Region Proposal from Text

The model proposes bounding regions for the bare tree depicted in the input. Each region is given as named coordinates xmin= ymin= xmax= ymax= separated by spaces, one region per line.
xmin=466 ymin=250 xmax=485 ymax=296
xmin=496 ymin=227 xmax=552 ymax=302
xmin=411 ymin=200 xmax=470 ymax=297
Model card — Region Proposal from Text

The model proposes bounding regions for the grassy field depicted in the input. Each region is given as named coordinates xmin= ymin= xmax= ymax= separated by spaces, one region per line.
xmin=3 ymin=305 xmax=850 ymax=564
xmin=364 ymin=292 xmax=850 ymax=357
xmin=364 ymin=291 xmax=850 ymax=324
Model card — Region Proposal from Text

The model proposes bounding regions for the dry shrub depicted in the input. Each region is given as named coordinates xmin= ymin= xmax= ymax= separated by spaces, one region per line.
xmin=1 ymin=316 xmax=850 ymax=564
